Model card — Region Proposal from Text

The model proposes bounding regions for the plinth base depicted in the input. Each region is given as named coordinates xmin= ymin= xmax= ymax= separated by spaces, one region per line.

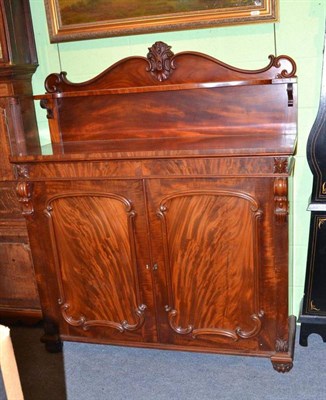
xmin=299 ymin=314 xmax=326 ymax=347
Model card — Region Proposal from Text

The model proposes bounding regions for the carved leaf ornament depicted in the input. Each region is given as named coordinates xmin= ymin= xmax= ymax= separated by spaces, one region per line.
xmin=146 ymin=41 xmax=176 ymax=82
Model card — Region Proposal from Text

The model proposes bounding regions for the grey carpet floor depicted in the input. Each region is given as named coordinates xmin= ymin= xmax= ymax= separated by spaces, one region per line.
xmin=3 ymin=326 xmax=326 ymax=400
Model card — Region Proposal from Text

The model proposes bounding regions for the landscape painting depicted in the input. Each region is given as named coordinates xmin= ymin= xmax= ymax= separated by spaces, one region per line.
xmin=44 ymin=0 xmax=278 ymax=42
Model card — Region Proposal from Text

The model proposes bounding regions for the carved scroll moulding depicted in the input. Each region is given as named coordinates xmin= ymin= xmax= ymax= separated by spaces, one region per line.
xmin=165 ymin=305 xmax=265 ymax=341
xmin=44 ymin=72 xmax=68 ymax=94
xmin=271 ymin=55 xmax=297 ymax=79
xmin=59 ymin=302 xmax=147 ymax=332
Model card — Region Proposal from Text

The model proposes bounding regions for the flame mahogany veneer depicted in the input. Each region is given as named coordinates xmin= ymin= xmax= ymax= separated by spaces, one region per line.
xmin=10 ymin=42 xmax=298 ymax=372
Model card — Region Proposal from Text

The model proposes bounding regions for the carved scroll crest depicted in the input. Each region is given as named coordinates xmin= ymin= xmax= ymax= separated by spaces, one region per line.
xmin=269 ymin=55 xmax=297 ymax=79
xmin=44 ymin=72 xmax=68 ymax=94
xmin=147 ymin=41 xmax=175 ymax=82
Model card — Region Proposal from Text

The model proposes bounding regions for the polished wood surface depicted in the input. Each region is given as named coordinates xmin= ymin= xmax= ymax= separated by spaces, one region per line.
xmin=11 ymin=41 xmax=297 ymax=371
xmin=0 ymin=0 xmax=41 ymax=321
xmin=35 ymin=43 xmax=296 ymax=148
xmin=150 ymin=179 xmax=263 ymax=348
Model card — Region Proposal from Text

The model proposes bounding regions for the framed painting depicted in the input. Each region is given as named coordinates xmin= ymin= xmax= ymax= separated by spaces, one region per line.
xmin=44 ymin=0 xmax=279 ymax=43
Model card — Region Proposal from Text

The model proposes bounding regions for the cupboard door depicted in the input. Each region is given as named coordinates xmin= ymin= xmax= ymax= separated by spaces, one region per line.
xmin=33 ymin=179 xmax=156 ymax=343
xmin=147 ymin=178 xmax=268 ymax=351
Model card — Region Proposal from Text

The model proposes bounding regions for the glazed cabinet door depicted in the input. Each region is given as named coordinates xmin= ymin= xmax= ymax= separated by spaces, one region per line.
xmin=146 ymin=178 xmax=281 ymax=353
xmin=28 ymin=179 xmax=156 ymax=344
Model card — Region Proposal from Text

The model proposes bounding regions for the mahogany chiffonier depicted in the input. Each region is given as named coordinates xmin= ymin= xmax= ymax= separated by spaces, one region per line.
xmin=11 ymin=42 xmax=297 ymax=371
xmin=0 ymin=0 xmax=41 ymax=322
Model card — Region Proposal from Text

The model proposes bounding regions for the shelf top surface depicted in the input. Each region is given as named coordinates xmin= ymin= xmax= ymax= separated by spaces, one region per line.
xmin=11 ymin=133 xmax=297 ymax=163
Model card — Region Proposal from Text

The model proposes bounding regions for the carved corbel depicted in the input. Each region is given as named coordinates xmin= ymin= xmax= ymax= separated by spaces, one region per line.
xmin=40 ymin=98 xmax=54 ymax=119
xmin=274 ymin=177 xmax=288 ymax=222
xmin=16 ymin=180 xmax=34 ymax=217
xmin=146 ymin=41 xmax=175 ymax=82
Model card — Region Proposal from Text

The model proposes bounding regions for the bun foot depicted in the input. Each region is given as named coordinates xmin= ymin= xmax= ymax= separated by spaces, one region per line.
xmin=271 ymin=361 xmax=293 ymax=373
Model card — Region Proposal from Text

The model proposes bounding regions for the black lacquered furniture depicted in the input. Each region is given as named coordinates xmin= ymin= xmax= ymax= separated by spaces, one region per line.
xmin=299 ymin=31 xmax=326 ymax=346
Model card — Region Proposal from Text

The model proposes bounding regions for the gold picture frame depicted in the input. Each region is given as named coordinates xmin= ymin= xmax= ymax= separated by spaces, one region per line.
xmin=44 ymin=0 xmax=279 ymax=43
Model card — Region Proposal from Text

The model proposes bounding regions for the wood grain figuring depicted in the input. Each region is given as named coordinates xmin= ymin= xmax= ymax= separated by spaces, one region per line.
xmin=10 ymin=42 xmax=297 ymax=369
xmin=37 ymin=42 xmax=297 ymax=149
xmin=52 ymin=85 xmax=295 ymax=143
xmin=0 ymin=105 xmax=13 ymax=180
xmin=23 ymin=160 xmax=143 ymax=180
xmin=0 ymin=84 xmax=9 ymax=96
xmin=17 ymin=157 xmax=291 ymax=181
xmin=142 ymin=157 xmax=286 ymax=178
xmin=0 ymin=220 xmax=28 ymax=241
xmin=0 ymin=184 xmax=23 ymax=218
xmin=157 ymin=190 xmax=263 ymax=343
xmin=11 ymin=132 xmax=298 ymax=161
xmin=0 ymin=242 xmax=39 ymax=308
xmin=45 ymin=193 xmax=145 ymax=333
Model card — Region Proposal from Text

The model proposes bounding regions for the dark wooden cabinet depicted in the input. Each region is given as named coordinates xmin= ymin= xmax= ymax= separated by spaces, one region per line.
xmin=0 ymin=0 xmax=41 ymax=321
xmin=11 ymin=42 xmax=297 ymax=371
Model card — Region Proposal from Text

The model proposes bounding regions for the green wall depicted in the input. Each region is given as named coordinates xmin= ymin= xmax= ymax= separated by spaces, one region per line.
xmin=29 ymin=0 xmax=326 ymax=316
